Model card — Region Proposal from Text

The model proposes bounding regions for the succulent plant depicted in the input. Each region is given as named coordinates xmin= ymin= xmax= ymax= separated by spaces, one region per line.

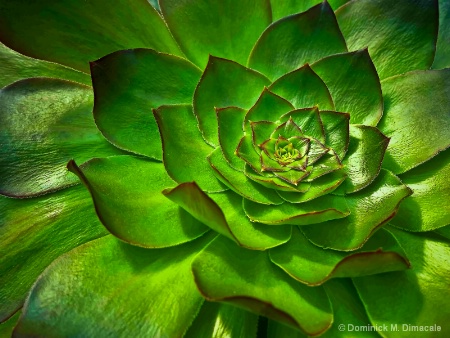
xmin=1 ymin=0 xmax=450 ymax=336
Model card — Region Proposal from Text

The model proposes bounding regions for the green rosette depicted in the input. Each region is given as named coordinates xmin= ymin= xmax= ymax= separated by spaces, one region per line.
xmin=1 ymin=0 xmax=450 ymax=337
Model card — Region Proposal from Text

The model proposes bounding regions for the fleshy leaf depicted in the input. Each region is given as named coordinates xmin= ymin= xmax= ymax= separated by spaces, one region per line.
xmin=243 ymin=195 xmax=349 ymax=226
xmin=153 ymin=104 xmax=225 ymax=192
xmin=305 ymin=150 xmax=342 ymax=182
xmin=320 ymin=279 xmax=379 ymax=338
xmin=236 ymin=135 xmax=264 ymax=172
xmin=269 ymin=65 xmax=334 ymax=110
xmin=270 ymin=227 xmax=409 ymax=286
xmin=0 ymin=42 xmax=90 ymax=87
xmin=251 ymin=121 xmax=279 ymax=151
xmin=432 ymin=0 xmax=450 ymax=69
xmin=209 ymin=191 xmax=292 ymax=250
xmin=270 ymin=0 xmax=351 ymax=20
xmin=0 ymin=78 xmax=123 ymax=198
xmin=277 ymin=170 xmax=346 ymax=203
xmin=248 ymin=1 xmax=347 ymax=80
xmin=0 ymin=0 xmax=182 ymax=72
xmin=14 ymin=234 xmax=215 ymax=337
xmin=68 ymin=156 xmax=209 ymax=248
xmin=244 ymin=88 xmax=294 ymax=132
xmin=163 ymin=184 xmax=289 ymax=250
xmin=302 ymin=170 xmax=412 ymax=251
xmin=319 ymin=110 xmax=350 ymax=160
xmin=338 ymin=125 xmax=390 ymax=194
xmin=279 ymin=107 xmax=325 ymax=144
xmin=217 ymin=106 xmax=247 ymax=170
xmin=91 ymin=49 xmax=202 ymax=159
xmin=0 ymin=310 xmax=20 ymax=336
xmin=192 ymin=235 xmax=333 ymax=336
xmin=267 ymin=319 xmax=306 ymax=338
xmin=185 ymin=301 xmax=258 ymax=338
xmin=270 ymin=119 xmax=303 ymax=140
xmin=391 ymin=148 xmax=450 ymax=231
xmin=354 ymin=228 xmax=450 ymax=336
xmin=0 ymin=185 xmax=107 ymax=322
xmin=379 ymin=69 xmax=450 ymax=174
xmin=193 ymin=57 xmax=270 ymax=146
xmin=336 ymin=0 xmax=438 ymax=79
xmin=244 ymin=165 xmax=310 ymax=193
xmin=208 ymin=148 xmax=283 ymax=205
xmin=274 ymin=168 xmax=310 ymax=186
xmin=311 ymin=49 xmax=383 ymax=126
xmin=160 ymin=0 xmax=271 ymax=68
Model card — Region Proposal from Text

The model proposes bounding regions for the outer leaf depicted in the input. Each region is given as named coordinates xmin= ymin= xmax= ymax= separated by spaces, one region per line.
xmin=338 ymin=125 xmax=390 ymax=194
xmin=302 ymin=170 xmax=412 ymax=251
xmin=160 ymin=0 xmax=271 ymax=68
xmin=321 ymin=279 xmax=379 ymax=338
xmin=270 ymin=0 xmax=351 ymax=20
xmin=270 ymin=227 xmax=409 ymax=286
xmin=217 ymin=106 xmax=247 ymax=170
xmin=248 ymin=1 xmax=347 ymax=80
xmin=336 ymin=0 xmax=438 ymax=79
xmin=0 ymin=42 xmax=90 ymax=87
xmin=0 ymin=78 xmax=122 ymax=198
xmin=153 ymin=104 xmax=225 ymax=192
xmin=0 ymin=310 xmax=20 ymax=336
xmin=319 ymin=110 xmax=350 ymax=160
xmin=192 ymin=235 xmax=333 ymax=336
xmin=0 ymin=0 xmax=182 ymax=72
xmin=432 ymin=0 xmax=450 ymax=69
xmin=193 ymin=57 xmax=270 ymax=146
xmin=243 ymin=195 xmax=349 ymax=226
xmin=267 ymin=319 xmax=306 ymax=338
xmin=435 ymin=225 xmax=450 ymax=240
xmin=0 ymin=185 xmax=107 ymax=322
xmin=269 ymin=65 xmax=334 ymax=110
xmin=185 ymin=301 xmax=258 ymax=338
xmin=379 ymin=69 xmax=450 ymax=174
xmin=14 ymin=234 xmax=215 ymax=337
xmin=391 ymin=148 xmax=450 ymax=231
xmin=277 ymin=170 xmax=346 ymax=203
xmin=311 ymin=49 xmax=383 ymax=126
xmin=68 ymin=156 xmax=208 ymax=248
xmin=91 ymin=49 xmax=202 ymax=159
xmin=164 ymin=184 xmax=290 ymax=250
xmin=354 ymin=228 xmax=450 ymax=337
xmin=208 ymin=148 xmax=283 ymax=205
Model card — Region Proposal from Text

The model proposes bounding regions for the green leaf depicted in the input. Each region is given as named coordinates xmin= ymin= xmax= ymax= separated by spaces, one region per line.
xmin=164 ymin=183 xmax=290 ymax=250
xmin=338 ymin=125 xmax=390 ymax=194
xmin=0 ymin=42 xmax=90 ymax=87
xmin=243 ymin=194 xmax=349 ymax=226
xmin=269 ymin=0 xmax=351 ymax=21
xmin=319 ymin=110 xmax=350 ymax=160
xmin=160 ymin=0 xmax=271 ymax=69
xmin=217 ymin=106 xmax=247 ymax=170
xmin=302 ymin=170 xmax=412 ymax=251
xmin=305 ymin=150 xmax=342 ymax=182
xmin=0 ymin=0 xmax=182 ymax=73
xmin=277 ymin=170 xmax=346 ymax=203
xmin=432 ymin=0 xmax=450 ymax=69
xmin=354 ymin=228 xmax=450 ymax=336
xmin=270 ymin=227 xmax=409 ymax=286
xmin=321 ymin=279 xmax=379 ymax=338
xmin=392 ymin=148 xmax=450 ymax=231
xmin=68 ymin=156 xmax=208 ymax=248
xmin=244 ymin=88 xmax=294 ymax=132
xmin=311 ymin=49 xmax=383 ymax=126
xmin=0 ymin=310 xmax=20 ymax=337
xmin=91 ymin=49 xmax=202 ymax=159
xmin=15 ymin=234 xmax=215 ymax=337
xmin=273 ymin=168 xmax=310 ymax=186
xmin=379 ymin=69 xmax=450 ymax=174
xmin=336 ymin=0 xmax=438 ymax=80
xmin=185 ymin=301 xmax=258 ymax=338
xmin=192 ymin=235 xmax=333 ymax=336
xmin=244 ymin=165 xmax=310 ymax=193
xmin=248 ymin=1 xmax=347 ymax=80
xmin=435 ymin=225 xmax=450 ymax=240
xmin=0 ymin=78 xmax=123 ymax=198
xmin=153 ymin=104 xmax=225 ymax=192
xmin=251 ymin=121 xmax=279 ymax=151
xmin=267 ymin=319 xmax=306 ymax=338
xmin=193 ymin=57 xmax=270 ymax=146
xmin=269 ymin=64 xmax=334 ymax=110
xmin=208 ymin=148 xmax=283 ymax=205
xmin=0 ymin=185 xmax=107 ymax=322
xmin=279 ymin=107 xmax=325 ymax=144
xmin=236 ymin=135 xmax=264 ymax=173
